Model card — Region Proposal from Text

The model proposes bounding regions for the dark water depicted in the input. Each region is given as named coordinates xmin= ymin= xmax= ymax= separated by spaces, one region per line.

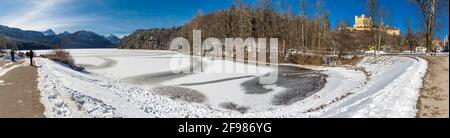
xmin=153 ymin=86 xmax=206 ymax=103
xmin=241 ymin=65 xmax=327 ymax=105
xmin=122 ymin=57 xmax=204 ymax=85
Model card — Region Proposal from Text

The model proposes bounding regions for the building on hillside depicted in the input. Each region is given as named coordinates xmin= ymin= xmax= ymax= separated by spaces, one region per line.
xmin=384 ymin=27 xmax=401 ymax=36
xmin=353 ymin=14 xmax=373 ymax=30
xmin=416 ymin=46 xmax=427 ymax=53
xmin=350 ymin=14 xmax=400 ymax=36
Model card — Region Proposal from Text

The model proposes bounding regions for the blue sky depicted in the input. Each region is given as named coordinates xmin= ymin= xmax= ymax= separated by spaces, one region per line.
xmin=0 ymin=0 xmax=448 ymax=39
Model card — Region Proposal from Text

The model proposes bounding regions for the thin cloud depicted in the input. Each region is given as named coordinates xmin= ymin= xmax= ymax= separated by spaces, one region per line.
xmin=0 ymin=0 xmax=98 ymax=32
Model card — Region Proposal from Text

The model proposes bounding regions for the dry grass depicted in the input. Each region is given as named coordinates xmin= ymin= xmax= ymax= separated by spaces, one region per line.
xmin=287 ymin=54 xmax=323 ymax=66
xmin=41 ymin=49 xmax=85 ymax=71
xmin=41 ymin=49 xmax=75 ymax=65
xmin=17 ymin=52 xmax=26 ymax=58
xmin=286 ymin=54 xmax=362 ymax=66
xmin=340 ymin=56 xmax=363 ymax=65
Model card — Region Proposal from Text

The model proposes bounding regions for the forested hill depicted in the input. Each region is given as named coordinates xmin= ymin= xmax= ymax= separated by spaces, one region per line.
xmin=118 ymin=1 xmax=332 ymax=51
xmin=0 ymin=25 xmax=116 ymax=50
xmin=118 ymin=1 xmax=404 ymax=55
xmin=117 ymin=28 xmax=180 ymax=50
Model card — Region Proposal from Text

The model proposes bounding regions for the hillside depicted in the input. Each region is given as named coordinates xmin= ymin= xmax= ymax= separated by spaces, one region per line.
xmin=117 ymin=5 xmax=326 ymax=51
xmin=42 ymin=29 xmax=56 ymax=36
xmin=0 ymin=25 xmax=115 ymax=50
xmin=116 ymin=3 xmax=405 ymax=58
xmin=0 ymin=25 xmax=55 ymax=49
xmin=118 ymin=27 xmax=180 ymax=50
xmin=59 ymin=31 xmax=114 ymax=49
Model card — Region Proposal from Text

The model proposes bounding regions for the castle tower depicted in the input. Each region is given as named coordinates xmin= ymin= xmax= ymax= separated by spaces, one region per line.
xmin=354 ymin=14 xmax=373 ymax=28
xmin=352 ymin=14 xmax=399 ymax=36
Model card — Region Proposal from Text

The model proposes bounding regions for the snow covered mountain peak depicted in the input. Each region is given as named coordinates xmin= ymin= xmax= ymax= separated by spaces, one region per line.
xmin=42 ymin=29 xmax=56 ymax=36
xmin=106 ymin=34 xmax=120 ymax=45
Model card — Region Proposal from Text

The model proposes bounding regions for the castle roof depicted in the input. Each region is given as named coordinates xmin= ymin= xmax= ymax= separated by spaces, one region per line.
xmin=385 ymin=27 xmax=399 ymax=30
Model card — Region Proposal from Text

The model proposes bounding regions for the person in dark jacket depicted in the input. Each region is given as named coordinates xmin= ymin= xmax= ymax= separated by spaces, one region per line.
xmin=29 ymin=50 xmax=34 ymax=66
xmin=10 ymin=49 xmax=15 ymax=62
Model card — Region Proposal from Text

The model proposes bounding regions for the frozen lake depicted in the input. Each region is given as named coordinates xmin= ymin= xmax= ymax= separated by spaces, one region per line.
xmin=51 ymin=49 xmax=327 ymax=112
xmin=35 ymin=49 xmax=426 ymax=118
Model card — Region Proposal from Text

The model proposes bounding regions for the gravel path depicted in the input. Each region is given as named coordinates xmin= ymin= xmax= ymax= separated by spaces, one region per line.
xmin=0 ymin=60 xmax=44 ymax=118
xmin=417 ymin=56 xmax=449 ymax=118
xmin=0 ymin=60 xmax=5 ymax=67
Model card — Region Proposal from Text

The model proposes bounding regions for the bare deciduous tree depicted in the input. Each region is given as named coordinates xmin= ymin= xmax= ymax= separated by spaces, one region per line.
xmin=413 ymin=0 xmax=448 ymax=52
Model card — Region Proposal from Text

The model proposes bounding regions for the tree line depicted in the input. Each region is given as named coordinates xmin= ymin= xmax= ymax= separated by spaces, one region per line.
xmin=119 ymin=0 xmax=336 ymax=60
xmin=178 ymin=0 xmax=335 ymax=56
xmin=118 ymin=0 xmax=449 ymax=62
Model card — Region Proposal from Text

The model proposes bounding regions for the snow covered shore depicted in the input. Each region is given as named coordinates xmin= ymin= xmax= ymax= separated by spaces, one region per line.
xmin=36 ymin=49 xmax=427 ymax=118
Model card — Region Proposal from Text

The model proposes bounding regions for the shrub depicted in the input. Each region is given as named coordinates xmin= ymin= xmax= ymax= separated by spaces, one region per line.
xmin=17 ymin=52 xmax=26 ymax=58
xmin=42 ymin=49 xmax=85 ymax=71
xmin=42 ymin=49 xmax=75 ymax=65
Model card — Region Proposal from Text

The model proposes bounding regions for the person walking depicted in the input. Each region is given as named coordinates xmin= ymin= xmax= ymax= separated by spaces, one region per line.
xmin=29 ymin=50 xmax=34 ymax=66
xmin=10 ymin=49 xmax=15 ymax=62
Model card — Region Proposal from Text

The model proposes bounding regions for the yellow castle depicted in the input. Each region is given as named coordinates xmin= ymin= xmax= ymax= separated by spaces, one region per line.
xmin=351 ymin=14 xmax=400 ymax=36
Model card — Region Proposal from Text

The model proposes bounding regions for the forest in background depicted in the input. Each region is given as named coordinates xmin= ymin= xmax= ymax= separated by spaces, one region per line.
xmin=117 ymin=0 xmax=448 ymax=64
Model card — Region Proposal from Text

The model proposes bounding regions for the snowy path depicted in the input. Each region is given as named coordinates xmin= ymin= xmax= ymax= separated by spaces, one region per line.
xmin=320 ymin=56 xmax=427 ymax=118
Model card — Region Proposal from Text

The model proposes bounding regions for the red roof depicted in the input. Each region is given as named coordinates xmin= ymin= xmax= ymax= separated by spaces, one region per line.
xmin=385 ymin=28 xmax=399 ymax=30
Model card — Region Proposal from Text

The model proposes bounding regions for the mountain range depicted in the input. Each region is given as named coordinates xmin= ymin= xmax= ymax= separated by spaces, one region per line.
xmin=0 ymin=25 xmax=118 ymax=50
